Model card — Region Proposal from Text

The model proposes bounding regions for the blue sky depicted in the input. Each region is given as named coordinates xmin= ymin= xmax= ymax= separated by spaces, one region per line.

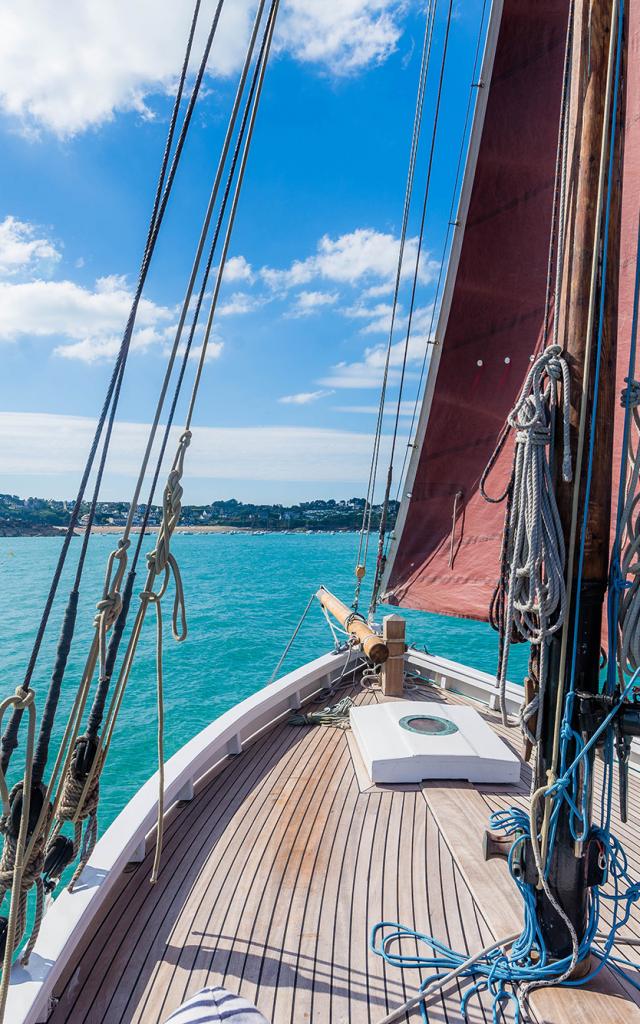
xmin=0 ymin=0 xmax=487 ymax=504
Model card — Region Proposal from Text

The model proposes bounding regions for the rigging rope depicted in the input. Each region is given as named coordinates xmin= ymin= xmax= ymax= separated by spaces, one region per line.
xmin=42 ymin=0 xmax=283 ymax=895
xmin=353 ymin=0 xmax=438 ymax=611
xmin=616 ymin=376 xmax=640 ymax=678
xmin=388 ymin=0 xmax=489 ymax=527
xmin=0 ymin=0 xmax=228 ymax=982
xmin=71 ymin=0 xmax=274 ymax=788
xmin=611 ymin=218 xmax=640 ymax=682
xmin=0 ymin=0 xmax=283 ymax=982
xmin=0 ymin=0 xmax=221 ymax=782
xmin=480 ymin=0 xmax=574 ymax=750
xmin=368 ymin=0 xmax=455 ymax=620
xmin=288 ymin=696 xmax=354 ymax=729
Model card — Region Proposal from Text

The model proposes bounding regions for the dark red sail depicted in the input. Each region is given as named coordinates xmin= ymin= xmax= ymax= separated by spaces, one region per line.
xmin=383 ymin=0 xmax=638 ymax=623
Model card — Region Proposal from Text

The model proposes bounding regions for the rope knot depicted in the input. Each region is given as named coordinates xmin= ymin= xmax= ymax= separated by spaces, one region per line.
xmin=13 ymin=686 xmax=34 ymax=710
xmin=560 ymin=720 xmax=573 ymax=742
xmin=94 ymin=591 xmax=123 ymax=631
xmin=546 ymin=358 xmax=563 ymax=383
xmin=621 ymin=377 xmax=640 ymax=408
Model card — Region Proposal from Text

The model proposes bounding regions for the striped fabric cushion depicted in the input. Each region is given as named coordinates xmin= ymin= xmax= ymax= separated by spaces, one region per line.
xmin=164 ymin=987 xmax=270 ymax=1023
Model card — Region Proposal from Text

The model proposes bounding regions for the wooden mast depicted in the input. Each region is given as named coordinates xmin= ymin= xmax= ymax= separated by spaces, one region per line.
xmin=535 ymin=0 xmax=625 ymax=959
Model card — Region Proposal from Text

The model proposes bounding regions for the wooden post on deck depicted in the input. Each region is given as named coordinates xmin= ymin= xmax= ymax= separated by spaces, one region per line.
xmin=381 ymin=614 xmax=406 ymax=697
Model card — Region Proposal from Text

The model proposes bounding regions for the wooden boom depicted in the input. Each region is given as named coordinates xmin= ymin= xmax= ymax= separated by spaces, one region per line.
xmin=316 ymin=587 xmax=389 ymax=664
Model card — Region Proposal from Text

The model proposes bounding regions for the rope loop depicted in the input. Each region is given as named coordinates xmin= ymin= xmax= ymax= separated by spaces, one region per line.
xmin=94 ymin=535 xmax=132 ymax=674
xmin=483 ymin=345 xmax=571 ymax=729
xmin=147 ymin=429 xmax=192 ymax=579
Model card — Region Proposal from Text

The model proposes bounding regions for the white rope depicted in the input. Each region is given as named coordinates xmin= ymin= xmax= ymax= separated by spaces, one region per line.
xmin=487 ymin=345 xmax=572 ymax=733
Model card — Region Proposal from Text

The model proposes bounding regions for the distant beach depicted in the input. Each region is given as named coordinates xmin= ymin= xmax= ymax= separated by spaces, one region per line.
xmin=86 ymin=524 xmax=253 ymax=535
xmin=0 ymin=523 xmax=349 ymax=537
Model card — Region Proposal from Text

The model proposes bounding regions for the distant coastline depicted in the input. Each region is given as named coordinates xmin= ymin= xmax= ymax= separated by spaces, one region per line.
xmin=0 ymin=493 xmax=398 ymax=538
xmin=0 ymin=523 xmax=360 ymax=538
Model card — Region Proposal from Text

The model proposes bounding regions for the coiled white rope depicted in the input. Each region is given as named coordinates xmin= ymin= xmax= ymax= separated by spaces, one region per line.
xmin=484 ymin=345 xmax=572 ymax=734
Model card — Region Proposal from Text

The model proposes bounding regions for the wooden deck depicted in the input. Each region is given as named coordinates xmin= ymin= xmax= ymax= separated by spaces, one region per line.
xmin=47 ymin=681 xmax=640 ymax=1024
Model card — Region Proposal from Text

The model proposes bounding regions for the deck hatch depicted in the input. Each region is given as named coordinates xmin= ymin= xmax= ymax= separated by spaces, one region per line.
xmin=349 ymin=700 xmax=521 ymax=784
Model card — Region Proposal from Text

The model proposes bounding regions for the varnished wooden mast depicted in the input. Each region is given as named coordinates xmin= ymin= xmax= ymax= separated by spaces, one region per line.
xmin=536 ymin=0 xmax=625 ymax=959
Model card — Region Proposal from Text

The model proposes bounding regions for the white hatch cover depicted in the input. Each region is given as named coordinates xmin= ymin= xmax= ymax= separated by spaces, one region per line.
xmin=349 ymin=701 xmax=520 ymax=785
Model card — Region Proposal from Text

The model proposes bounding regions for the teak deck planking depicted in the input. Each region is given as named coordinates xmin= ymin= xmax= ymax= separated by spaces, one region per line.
xmin=47 ymin=682 xmax=640 ymax=1024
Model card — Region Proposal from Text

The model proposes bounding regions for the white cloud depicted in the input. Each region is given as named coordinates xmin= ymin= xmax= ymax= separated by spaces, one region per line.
xmin=0 ymin=1 xmax=411 ymax=136
xmin=0 ymin=215 xmax=61 ymax=276
xmin=217 ymin=290 xmax=261 ymax=316
xmin=278 ymin=388 xmax=334 ymax=405
xmin=0 ymin=272 xmax=176 ymax=362
xmin=223 ymin=255 xmax=254 ymax=284
xmin=319 ymin=359 xmax=395 ymax=390
xmin=361 ymin=281 xmax=395 ymax=298
xmin=278 ymin=1 xmax=404 ymax=74
xmin=180 ymin=339 xmax=224 ymax=363
xmin=0 ymin=216 xmax=227 ymax=363
xmin=343 ymin=300 xmax=395 ymax=334
xmin=342 ymin=299 xmax=435 ymax=339
xmin=320 ymin=325 xmax=432 ymax=388
xmin=287 ymin=290 xmax=339 ymax=317
xmin=335 ymin=400 xmax=416 ymax=416
xmin=0 ymin=411 xmax=392 ymax=492
xmin=261 ymin=228 xmax=435 ymax=294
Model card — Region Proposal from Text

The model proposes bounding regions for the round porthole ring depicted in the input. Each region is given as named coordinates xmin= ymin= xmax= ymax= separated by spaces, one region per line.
xmin=398 ymin=714 xmax=459 ymax=737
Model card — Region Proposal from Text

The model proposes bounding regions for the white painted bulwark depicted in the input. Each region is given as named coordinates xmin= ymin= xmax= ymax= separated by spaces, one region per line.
xmin=350 ymin=700 xmax=520 ymax=784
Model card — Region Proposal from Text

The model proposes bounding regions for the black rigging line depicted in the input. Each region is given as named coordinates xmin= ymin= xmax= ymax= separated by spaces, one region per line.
xmin=84 ymin=0 xmax=279 ymax=744
xmin=3 ymin=0 xmax=228 ymax=782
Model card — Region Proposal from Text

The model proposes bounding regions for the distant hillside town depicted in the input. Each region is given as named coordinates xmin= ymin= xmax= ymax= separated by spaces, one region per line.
xmin=0 ymin=493 xmax=399 ymax=537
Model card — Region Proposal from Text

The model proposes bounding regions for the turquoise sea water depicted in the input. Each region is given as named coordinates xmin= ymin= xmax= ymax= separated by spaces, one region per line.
xmin=0 ymin=534 xmax=528 ymax=831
